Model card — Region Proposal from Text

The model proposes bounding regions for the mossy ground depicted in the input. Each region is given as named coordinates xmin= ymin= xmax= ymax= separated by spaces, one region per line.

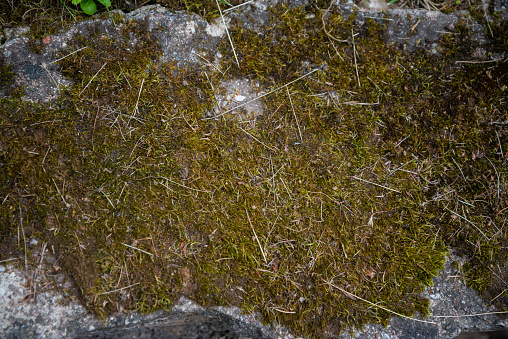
xmin=1 ymin=3 xmax=507 ymax=338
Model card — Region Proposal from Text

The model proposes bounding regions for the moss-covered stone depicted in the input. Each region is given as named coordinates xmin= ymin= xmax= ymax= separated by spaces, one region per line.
xmin=0 ymin=3 xmax=506 ymax=338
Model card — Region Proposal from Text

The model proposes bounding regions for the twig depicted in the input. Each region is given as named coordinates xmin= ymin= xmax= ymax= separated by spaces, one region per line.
xmin=245 ymin=208 xmax=267 ymax=264
xmin=79 ymin=62 xmax=107 ymax=96
xmin=215 ymin=0 xmax=240 ymax=68
xmin=205 ymin=69 xmax=319 ymax=120
xmin=388 ymin=159 xmax=415 ymax=176
xmin=458 ymin=199 xmax=475 ymax=207
xmin=483 ymin=4 xmax=493 ymax=38
xmin=352 ymin=176 xmax=400 ymax=193
xmin=325 ymin=280 xmax=437 ymax=324
xmin=328 ymin=39 xmax=344 ymax=61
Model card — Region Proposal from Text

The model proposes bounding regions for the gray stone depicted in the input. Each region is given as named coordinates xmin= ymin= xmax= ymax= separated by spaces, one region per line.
xmin=75 ymin=313 xmax=263 ymax=339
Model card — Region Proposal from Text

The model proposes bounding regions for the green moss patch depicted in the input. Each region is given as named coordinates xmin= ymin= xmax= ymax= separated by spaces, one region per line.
xmin=0 ymin=5 xmax=506 ymax=338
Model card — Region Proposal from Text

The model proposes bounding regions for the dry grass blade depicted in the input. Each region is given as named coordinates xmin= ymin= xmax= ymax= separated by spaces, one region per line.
xmin=246 ymin=208 xmax=267 ymax=264
xmin=41 ymin=63 xmax=60 ymax=90
xmin=99 ymin=188 xmax=115 ymax=209
xmin=238 ymin=125 xmax=277 ymax=151
xmin=191 ymin=51 xmax=224 ymax=74
xmin=97 ymin=282 xmax=140 ymax=295
xmin=224 ymin=0 xmax=254 ymax=13
xmin=128 ymin=78 xmax=145 ymax=125
xmin=51 ymin=46 xmax=88 ymax=64
xmin=52 ymin=178 xmax=69 ymax=206
xmin=79 ymin=62 xmax=107 ymax=96
xmin=157 ymin=177 xmax=211 ymax=194
xmin=455 ymin=58 xmax=503 ymax=64
xmin=206 ymin=69 xmax=319 ymax=120
xmin=121 ymin=242 xmax=153 ymax=257
xmin=352 ymin=28 xmax=361 ymax=88
xmin=0 ymin=258 xmax=19 ymax=264
xmin=445 ymin=208 xmax=489 ymax=241
xmin=214 ymin=0 xmax=240 ymax=68
xmin=321 ymin=0 xmax=348 ymax=43
xmin=431 ymin=310 xmax=508 ymax=318
xmin=18 ymin=202 xmax=27 ymax=269
xmin=286 ymin=88 xmax=303 ymax=142
xmin=352 ymin=176 xmax=401 ymax=193
xmin=325 ymin=280 xmax=438 ymax=324
xmin=272 ymin=307 xmax=296 ymax=314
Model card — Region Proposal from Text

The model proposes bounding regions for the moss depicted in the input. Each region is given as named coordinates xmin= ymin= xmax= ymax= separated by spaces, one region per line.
xmin=1 ymin=3 xmax=507 ymax=338
xmin=0 ymin=56 xmax=23 ymax=98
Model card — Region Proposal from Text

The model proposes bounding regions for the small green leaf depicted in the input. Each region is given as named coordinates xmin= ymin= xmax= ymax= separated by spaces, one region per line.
xmin=80 ymin=0 xmax=97 ymax=15
xmin=71 ymin=0 xmax=81 ymax=5
xmin=455 ymin=0 xmax=461 ymax=4
xmin=97 ymin=0 xmax=111 ymax=8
